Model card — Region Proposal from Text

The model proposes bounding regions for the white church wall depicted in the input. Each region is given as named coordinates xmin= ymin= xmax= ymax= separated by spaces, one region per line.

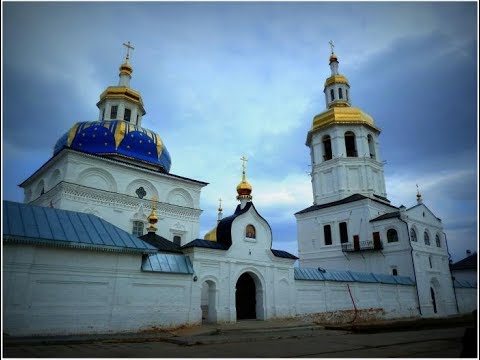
xmin=3 ymin=244 xmax=197 ymax=336
xmin=295 ymin=280 xmax=418 ymax=321
xmin=25 ymin=150 xmax=205 ymax=243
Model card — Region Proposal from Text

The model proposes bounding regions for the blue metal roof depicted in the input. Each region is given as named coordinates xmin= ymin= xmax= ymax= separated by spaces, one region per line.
xmin=182 ymin=239 xmax=230 ymax=250
xmin=3 ymin=201 xmax=157 ymax=254
xmin=141 ymin=253 xmax=194 ymax=274
xmin=271 ymin=249 xmax=298 ymax=260
xmin=454 ymin=279 xmax=477 ymax=288
xmin=294 ymin=267 xmax=415 ymax=286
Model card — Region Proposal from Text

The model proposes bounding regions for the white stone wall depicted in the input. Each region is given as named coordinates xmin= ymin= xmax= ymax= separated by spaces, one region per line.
xmin=22 ymin=150 xmax=206 ymax=245
xmin=3 ymin=244 xmax=197 ymax=336
xmin=295 ymin=280 xmax=419 ymax=320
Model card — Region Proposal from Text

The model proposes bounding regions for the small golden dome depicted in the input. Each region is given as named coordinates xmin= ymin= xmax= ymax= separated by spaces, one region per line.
xmin=329 ymin=52 xmax=338 ymax=64
xmin=204 ymin=226 xmax=217 ymax=242
xmin=119 ymin=61 xmax=133 ymax=76
xmin=236 ymin=179 xmax=252 ymax=196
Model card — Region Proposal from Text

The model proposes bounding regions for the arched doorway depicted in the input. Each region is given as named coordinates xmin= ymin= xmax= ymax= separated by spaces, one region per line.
xmin=201 ymin=280 xmax=217 ymax=323
xmin=235 ymin=273 xmax=257 ymax=320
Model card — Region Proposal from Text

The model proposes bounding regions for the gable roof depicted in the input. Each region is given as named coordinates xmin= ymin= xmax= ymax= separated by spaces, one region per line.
xmin=3 ymin=201 xmax=157 ymax=254
xmin=295 ymin=194 xmax=397 ymax=215
xmin=370 ymin=211 xmax=400 ymax=222
xmin=407 ymin=202 xmax=442 ymax=221
xmin=216 ymin=201 xmax=272 ymax=248
xmin=139 ymin=232 xmax=182 ymax=254
xmin=450 ymin=253 xmax=477 ymax=271
xmin=271 ymin=249 xmax=298 ymax=260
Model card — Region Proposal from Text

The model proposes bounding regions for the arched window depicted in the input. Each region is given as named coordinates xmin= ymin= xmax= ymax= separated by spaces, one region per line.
xmin=346 ymin=89 xmax=349 ymax=101
xmin=392 ymin=268 xmax=398 ymax=276
xmin=330 ymin=89 xmax=335 ymax=101
xmin=435 ymin=234 xmax=441 ymax=248
xmin=410 ymin=228 xmax=417 ymax=242
xmin=339 ymin=88 xmax=343 ymax=99
xmin=132 ymin=221 xmax=144 ymax=237
xmin=322 ymin=135 xmax=332 ymax=161
xmin=344 ymin=131 xmax=357 ymax=157
xmin=424 ymin=231 xmax=430 ymax=245
xmin=428 ymin=256 xmax=433 ymax=268
xmin=387 ymin=229 xmax=398 ymax=243
xmin=246 ymin=224 xmax=256 ymax=239
xmin=367 ymin=134 xmax=376 ymax=159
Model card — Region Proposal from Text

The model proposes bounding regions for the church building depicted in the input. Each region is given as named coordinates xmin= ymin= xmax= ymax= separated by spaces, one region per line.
xmin=3 ymin=43 xmax=476 ymax=336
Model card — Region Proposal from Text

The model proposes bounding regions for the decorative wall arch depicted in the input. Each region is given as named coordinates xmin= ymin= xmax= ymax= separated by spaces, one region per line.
xmin=200 ymin=276 xmax=219 ymax=324
xmin=125 ymin=179 xmax=158 ymax=200
xmin=167 ymin=188 xmax=194 ymax=207
xmin=76 ymin=167 xmax=117 ymax=192
xmin=47 ymin=169 xmax=62 ymax=190
xmin=423 ymin=229 xmax=431 ymax=245
xmin=410 ymin=225 xmax=418 ymax=242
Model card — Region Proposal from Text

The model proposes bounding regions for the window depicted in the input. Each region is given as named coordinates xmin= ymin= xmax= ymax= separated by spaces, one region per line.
xmin=102 ymin=109 xmax=105 ymax=120
xmin=136 ymin=114 xmax=139 ymax=123
xmin=322 ymin=135 xmax=332 ymax=160
xmin=339 ymin=222 xmax=348 ymax=244
xmin=392 ymin=268 xmax=398 ymax=276
xmin=324 ymin=225 xmax=332 ymax=245
xmin=246 ymin=224 xmax=256 ymax=238
xmin=132 ymin=221 xmax=144 ymax=237
xmin=124 ymin=108 xmax=131 ymax=122
xmin=110 ymin=105 xmax=118 ymax=119
xmin=330 ymin=89 xmax=335 ymax=101
xmin=344 ymin=131 xmax=357 ymax=157
xmin=428 ymin=256 xmax=433 ymax=268
xmin=424 ymin=231 xmax=430 ymax=245
xmin=339 ymin=88 xmax=343 ymax=99
xmin=387 ymin=229 xmax=398 ymax=243
xmin=173 ymin=236 xmax=182 ymax=246
xmin=367 ymin=134 xmax=376 ymax=159
xmin=435 ymin=234 xmax=441 ymax=248
xmin=410 ymin=228 xmax=417 ymax=242
xmin=346 ymin=89 xmax=349 ymax=101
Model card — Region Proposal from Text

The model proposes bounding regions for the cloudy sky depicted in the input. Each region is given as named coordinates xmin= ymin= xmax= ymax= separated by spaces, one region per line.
xmin=3 ymin=2 xmax=477 ymax=261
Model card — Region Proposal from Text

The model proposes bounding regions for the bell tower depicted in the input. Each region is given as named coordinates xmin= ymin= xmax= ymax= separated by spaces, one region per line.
xmin=306 ymin=44 xmax=387 ymax=205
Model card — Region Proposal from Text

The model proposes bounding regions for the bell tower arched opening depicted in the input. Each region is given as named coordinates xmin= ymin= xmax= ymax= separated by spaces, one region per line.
xmin=345 ymin=131 xmax=357 ymax=157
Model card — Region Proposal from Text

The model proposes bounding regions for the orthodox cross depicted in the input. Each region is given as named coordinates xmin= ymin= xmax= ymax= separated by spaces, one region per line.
xmin=240 ymin=156 xmax=248 ymax=173
xmin=329 ymin=40 xmax=335 ymax=54
xmin=151 ymin=194 xmax=158 ymax=211
xmin=123 ymin=41 xmax=135 ymax=61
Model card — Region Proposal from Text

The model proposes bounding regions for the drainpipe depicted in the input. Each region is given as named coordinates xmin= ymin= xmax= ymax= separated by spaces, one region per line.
xmin=399 ymin=215 xmax=422 ymax=316
xmin=346 ymin=283 xmax=358 ymax=324
xmin=443 ymin=231 xmax=460 ymax=314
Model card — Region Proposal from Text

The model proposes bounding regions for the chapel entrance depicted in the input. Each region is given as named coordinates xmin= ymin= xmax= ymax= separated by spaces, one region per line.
xmin=235 ymin=273 xmax=256 ymax=320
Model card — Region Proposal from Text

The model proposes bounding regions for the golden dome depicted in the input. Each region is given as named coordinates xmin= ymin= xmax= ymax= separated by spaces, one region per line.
xmin=307 ymin=106 xmax=380 ymax=145
xmin=204 ymin=226 xmax=217 ymax=242
xmin=236 ymin=179 xmax=252 ymax=197
xmin=324 ymin=74 xmax=349 ymax=88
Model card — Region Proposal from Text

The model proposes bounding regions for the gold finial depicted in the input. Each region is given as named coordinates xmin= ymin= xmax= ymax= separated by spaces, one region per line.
xmin=218 ymin=198 xmax=223 ymax=212
xmin=237 ymin=156 xmax=252 ymax=200
xmin=147 ymin=195 xmax=158 ymax=233
xmin=123 ymin=41 xmax=135 ymax=62
xmin=329 ymin=40 xmax=335 ymax=55
xmin=416 ymin=184 xmax=423 ymax=202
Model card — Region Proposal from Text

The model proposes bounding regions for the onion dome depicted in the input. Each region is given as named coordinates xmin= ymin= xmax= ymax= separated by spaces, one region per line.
xmin=53 ymin=120 xmax=171 ymax=173
xmin=119 ymin=60 xmax=133 ymax=77
xmin=329 ymin=52 xmax=338 ymax=64
xmin=236 ymin=156 xmax=252 ymax=201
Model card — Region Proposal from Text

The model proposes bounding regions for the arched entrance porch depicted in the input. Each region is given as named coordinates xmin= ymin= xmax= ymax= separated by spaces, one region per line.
xmin=235 ymin=271 xmax=265 ymax=321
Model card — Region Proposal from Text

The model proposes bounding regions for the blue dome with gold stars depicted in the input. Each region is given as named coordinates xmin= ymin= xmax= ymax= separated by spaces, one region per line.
xmin=54 ymin=120 xmax=171 ymax=173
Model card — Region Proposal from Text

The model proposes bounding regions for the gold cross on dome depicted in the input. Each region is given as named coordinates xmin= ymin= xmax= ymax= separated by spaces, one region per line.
xmin=123 ymin=41 xmax=135 ymax=61
xmin=240 ymin=156 xmax=248 ymax=173
xmin=151 ymin=194 xmax=158 ymax=211
xmin=329 ymin=40 xmax=335 ymax=54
